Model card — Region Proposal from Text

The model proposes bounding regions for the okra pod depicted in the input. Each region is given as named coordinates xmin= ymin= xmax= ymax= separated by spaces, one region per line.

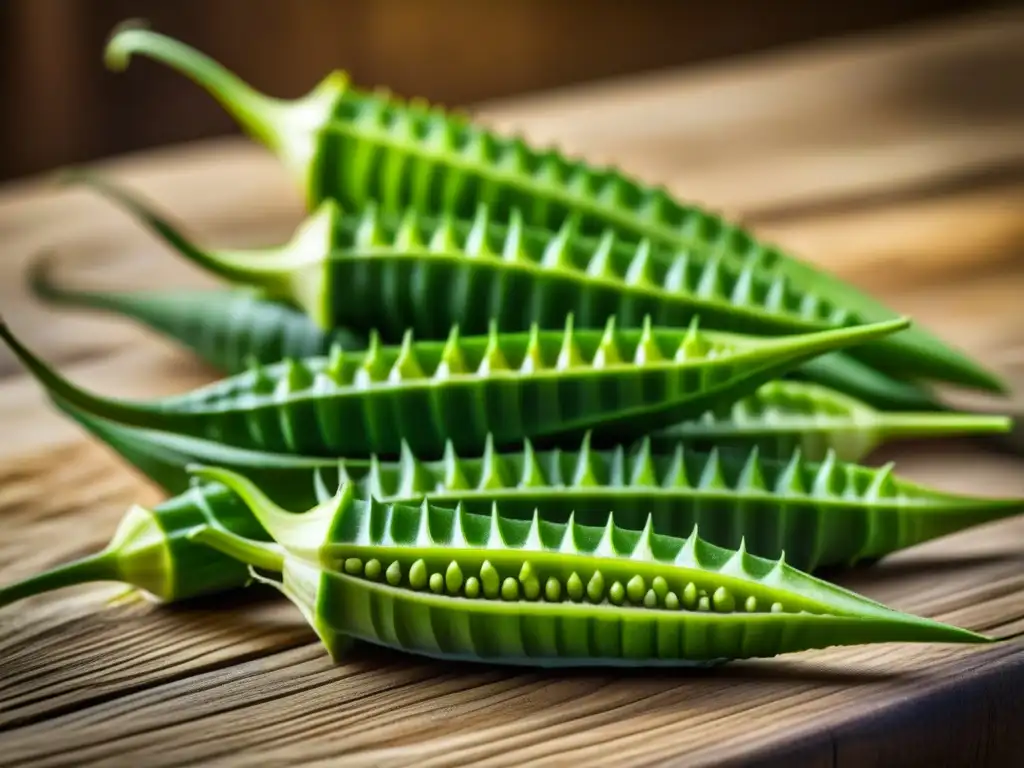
xmin=28 ymin=252 xmax=366 ymax=375
xmin=0 ymin=313 xmax=908 ymax=458
xmin=651 ymin=379 xmax=1009 ymax=462
xmin=185 ymin=466 xmax=992 ymax=667
xmin=102 ymin=24 xmax=1005 ymax=394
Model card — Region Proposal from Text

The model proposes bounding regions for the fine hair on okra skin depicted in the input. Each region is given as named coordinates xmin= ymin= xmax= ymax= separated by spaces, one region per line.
xmin=0 ymin=312 xmax=912 ymax=459
xmin=181 ymin=465 xmax=993 ymax=668
xmin=99 ymin=22 xmax=1007 ymax=395
xmin=66 ymin=169 xmax=993 ymax=397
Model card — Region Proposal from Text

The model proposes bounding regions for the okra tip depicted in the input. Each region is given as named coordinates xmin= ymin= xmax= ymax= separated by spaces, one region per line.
xmin=104 ymin=19 xmax=154 ymax=71
xmin=25 ymin=249 xmax=64 ymax=302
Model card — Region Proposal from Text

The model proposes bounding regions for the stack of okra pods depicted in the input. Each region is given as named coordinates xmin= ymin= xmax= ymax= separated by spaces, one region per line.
xmin=2 ymin=23 xmax=1020 ymax=668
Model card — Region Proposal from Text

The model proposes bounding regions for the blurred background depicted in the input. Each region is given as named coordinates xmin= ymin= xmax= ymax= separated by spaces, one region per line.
xmin=0 ymin=0 xmax=1013 ymax=182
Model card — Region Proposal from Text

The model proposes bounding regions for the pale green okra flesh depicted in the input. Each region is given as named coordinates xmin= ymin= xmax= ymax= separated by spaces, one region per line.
xmin=0 ymin=313 xmax=909 ymax=458
xmin=187 ymin=467 xmax=990 ymax=667
xmin=101 ymin=24 xmax=1006 ymax=394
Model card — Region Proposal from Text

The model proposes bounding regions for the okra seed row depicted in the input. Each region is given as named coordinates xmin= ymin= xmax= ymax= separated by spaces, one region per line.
xmin=326 ymin=553 xmax=788 ymax=614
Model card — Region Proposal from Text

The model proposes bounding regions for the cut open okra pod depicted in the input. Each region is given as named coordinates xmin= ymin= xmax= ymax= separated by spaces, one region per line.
xmin=102 ymin=23 xmax=1006 ymax=394
xmin=0 ymin=313 xmax=908 ymax=458
xmin=182 ymin=466 xmax=991 ymax=667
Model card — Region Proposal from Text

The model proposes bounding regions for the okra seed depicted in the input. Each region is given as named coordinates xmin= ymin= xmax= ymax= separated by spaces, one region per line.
xmin=544 ymin=577 xmax=562 ymax=602
xmin=712 ymin=587 xmax=736 ymax=613
xmin=445 ymin=561 xmax=464 ymax=594
xmin=344 ymin=557 xmax=363 ymax=575
xmin=698 ymin=596 xmax=711 ymax=612
xmin=480 ymin=561 xmax=500 ymax=598
xmin=609 ymin=581 xmax=625 ymax=605
xmin=522 ymin=577 xmax=541 ymax=601
xmin=464 ymin=576 xmax=481 ymax=599
xmin=664 ymin=592 xmax=680 ymax=610
xmin=567 ymin=572 xmax=584 ymax=601
xmin=501 ymin=577 xmax=519 ymax=601
xmin=643 ymin=589 xmax=658 ymax=609
xmin=519 ymin=562 xmax=536 ymax=582
xmin=682 ymin=582 xmax=698 ymax=609
xmin=586 ymin=571 xmax=605 ymax=602
xmin=745 ymin=596 xmax=758 ymax=613
xmin=429 ymin=573 xmax=444 ymax=594
xmin=652 ymin=576 xmax=668 ymax=600
xmin=771 ymin=602 xmax=784 ymax=613
xmin=626 ymin=575 xmax=646 ymax=603
xmin=364 ymin=559 xmax=382 ymax=580
xmin=386 ymin=561 xmax=402 ymax=586
xmin=410 ymin=559 xmax=428 ymax=590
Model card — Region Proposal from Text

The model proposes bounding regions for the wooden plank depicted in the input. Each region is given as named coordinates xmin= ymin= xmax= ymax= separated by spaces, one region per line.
xmin=0 ymin=9 xmax=1022 ymax=767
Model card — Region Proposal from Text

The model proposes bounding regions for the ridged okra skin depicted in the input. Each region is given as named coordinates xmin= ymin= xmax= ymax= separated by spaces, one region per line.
xmin=0 ymin=313 xmax=908 ymax=459
xmin=31 ymin=190 xmax=945 ymax=412
xmin=53 ymin=402 xmax=1024 ymax=574
xmin=101 ymin=24 xmax=1005 ymax=394
xmin=3 ymin=406 xmax=1017 ymax=611
xmin=71 ymin=170 xmax=997 ymax=400
xmin=28 ymin=254 xmax=365 ymax=375
xmin=0 ymin=485 xmax=275 ymax=609
xmin=188 ymin=468 xmax=990 ymax=667
xmin=71 ymin=172 xmax=859 ymax=342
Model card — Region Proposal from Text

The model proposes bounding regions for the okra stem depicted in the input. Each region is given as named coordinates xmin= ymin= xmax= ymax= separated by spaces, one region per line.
xmin=0 ymin=552 xmax=118 ymax=609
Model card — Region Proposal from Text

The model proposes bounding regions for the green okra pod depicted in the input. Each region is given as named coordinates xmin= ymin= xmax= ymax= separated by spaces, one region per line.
xmin=185 ymin=466 xmax=992 ymax=667
xmin=0 ymin=313 xmax=908 ymax=458
xmin=102 ymin=23 xmax=1005 ymax=394
xmin=651 ymin=379 xmax=1009 ymax=462
xmin=0 ymin=484 xmax=271 ymax=609
xmin=67 ymin=171 xmax=996 ymax=404
xmin=2 ymin=408 xmax=1016 ymax=610
xmin=28 ymin=252 xmax=366 ymax=375
xmin=28 ymin=197 xmax=945 ymax=413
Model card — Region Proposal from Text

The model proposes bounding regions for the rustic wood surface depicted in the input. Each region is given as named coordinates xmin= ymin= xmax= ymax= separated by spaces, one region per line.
xmin=1 ymin=9 xmax=1023 ymax=767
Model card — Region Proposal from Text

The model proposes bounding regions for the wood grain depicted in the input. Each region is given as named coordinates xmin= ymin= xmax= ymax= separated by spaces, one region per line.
xmin=0 ymin=9 xmax=1022 ymax=767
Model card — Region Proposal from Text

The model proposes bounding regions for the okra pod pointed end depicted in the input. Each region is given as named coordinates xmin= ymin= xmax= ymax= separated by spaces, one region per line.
xmin=103 ymin=18 xmax=153 ymax=71
xmin=25 ymin=249 xmax=64 ymax=304
xmin=0 ymin=318 xmax=160 ymax=433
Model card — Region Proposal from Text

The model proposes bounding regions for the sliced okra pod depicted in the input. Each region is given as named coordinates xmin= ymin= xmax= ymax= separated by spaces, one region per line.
xmin=102 ymin=24 xmax=1006 ymax=394
xmin=184 ymin=466 xmax=992 ymax=667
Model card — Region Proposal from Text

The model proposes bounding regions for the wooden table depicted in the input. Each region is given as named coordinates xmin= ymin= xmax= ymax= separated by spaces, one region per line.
xmin=1 ymin=10 xmax=1022 ymax=767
